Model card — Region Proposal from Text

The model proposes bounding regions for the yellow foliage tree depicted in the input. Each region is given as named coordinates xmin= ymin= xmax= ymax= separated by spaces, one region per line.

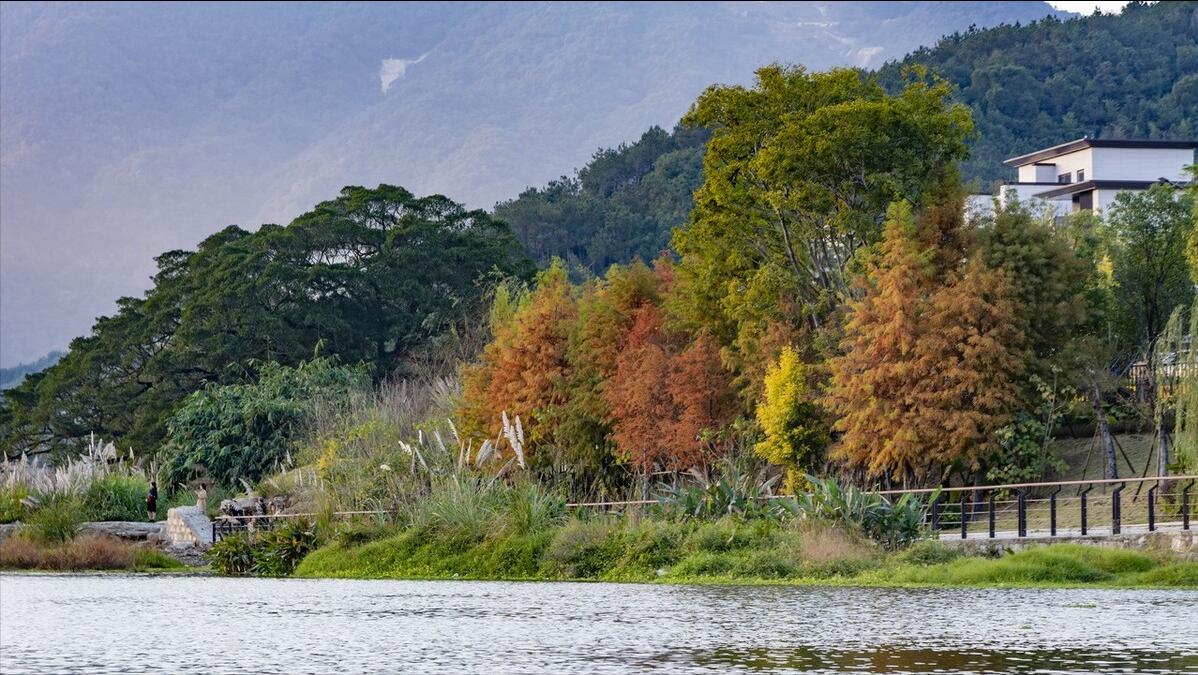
xmin=754 ymin=346 xmax=828 ymax=491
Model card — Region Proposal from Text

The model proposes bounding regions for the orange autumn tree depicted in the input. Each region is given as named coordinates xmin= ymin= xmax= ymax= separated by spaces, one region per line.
xmin=827 ymin=198 xmax=1027 ymax=485
xmin=605 ymin=306 xmax=737 ymax=475
xmin=460 ymin=261 xmax=577 ymax=459
xmin=668 ymin=331 xmax=738 ymax=468
xmin=604 ymin=303 xmax=678 ymax=473
xmin=827 ymin=202 xmax=935 ymax=482
xmin=554 ymin=259 xmax=671 ymax=488
xmin=912 ymin=258 xmax=1027 ymax=473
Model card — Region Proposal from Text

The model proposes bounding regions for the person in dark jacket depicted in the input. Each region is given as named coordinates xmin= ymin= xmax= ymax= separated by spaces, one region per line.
xmin=146 ymin=481 xmax=158 ymax=521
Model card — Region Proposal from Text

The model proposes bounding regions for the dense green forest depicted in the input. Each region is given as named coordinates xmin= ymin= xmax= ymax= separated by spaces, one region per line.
xmin=498 ymin=1 xmax=1197 ymax=268
xmin=878 ymin=0 xmax=1198 ymax=186
xmin=0 ymin=186 xmax=531 ymax=458
xmin=493 ymin=125 xmax=708 ymax=270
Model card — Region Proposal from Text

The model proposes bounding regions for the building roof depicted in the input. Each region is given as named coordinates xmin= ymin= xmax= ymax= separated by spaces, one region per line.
xmin=1032 ymin=179 xmax=1176 ymax=200
xmin=1004 ymin=138 xmax=1198 ymax=167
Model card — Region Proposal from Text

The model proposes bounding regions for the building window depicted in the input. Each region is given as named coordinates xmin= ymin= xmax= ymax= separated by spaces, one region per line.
xmin=1058 ymin=172 xmax=1071 ymax=184
xmin=1076 ymin=169 xmax=1085 ymax=182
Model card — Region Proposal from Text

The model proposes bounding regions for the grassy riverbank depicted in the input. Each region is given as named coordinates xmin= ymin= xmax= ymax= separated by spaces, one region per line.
xmin=293 ymin=517 xmax=1198 ymax=589
xmin=0 ymin=534 xmax=185 ymax=572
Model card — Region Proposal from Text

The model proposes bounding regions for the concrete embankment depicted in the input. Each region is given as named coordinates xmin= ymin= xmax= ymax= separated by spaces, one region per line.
xmin=940 ymin=530 xmax=1196 ymax=560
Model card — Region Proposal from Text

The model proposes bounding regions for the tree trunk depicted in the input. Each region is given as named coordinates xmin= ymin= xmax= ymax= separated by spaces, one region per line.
xmin=1091 ymin=383 xmax=1117 ymax=479
xmin=1157 ymin=429 xmax=1170 ymax=480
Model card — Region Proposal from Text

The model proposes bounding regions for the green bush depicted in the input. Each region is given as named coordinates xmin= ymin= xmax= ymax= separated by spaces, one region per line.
xmin=688 ymin=519 xmax=763 ymax=553
xmin=897 ymin=547 xmax=1109 ymax=585
xmin=898 ymin=541 xmax=962 ymax=566
xmin=0 ymin=485 xmax=28 ymax=524
xmin=617 ymin=519 xmax=686 ymax=573
xmin=206 ymin=534 xmax=257 ymax=575
xmin=82 ymin=475 xmax=150 ymax=522
xmin=161 ymin=358 xmax=369 ymax=487
xmin=1129 ymin=563 xmax=1198 ymax=587
xmin=654 ymin=456 xmax=781 ymax=521
xmin=740 ymin=549 xmax=796 ymax=579
xmin=670 ymin=550 xmax=743 ymax=577
xmin=781 ymin=475 xmax=934 ymax=550
xmin=543 ymin=519 xmax=621 ymax=578
xmin=253 ymin=520 xmax=321 ymax=577
xmin=412 ymin=476 xmax=502 ymax=540
xmin=25 ymin=494 xmax=83 ymax=544
xmin=205 ymin=520 xmax=322 ymax=576
xmin=503 ymin=483 xmax=566 ymax=535
xmin=333 ymin=520 xmax=397 ymax=548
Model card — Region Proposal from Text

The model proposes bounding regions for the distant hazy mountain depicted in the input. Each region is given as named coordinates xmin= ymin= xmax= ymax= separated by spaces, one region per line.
xmin=0 ymin=1 xmax=1064 ymax=366
xmin=0 ymin=350 xmax=62 ymax=391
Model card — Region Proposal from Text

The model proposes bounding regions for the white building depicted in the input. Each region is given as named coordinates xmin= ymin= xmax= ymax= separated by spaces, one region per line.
xmin=974 ymin=138 xmax=1196 ymax=217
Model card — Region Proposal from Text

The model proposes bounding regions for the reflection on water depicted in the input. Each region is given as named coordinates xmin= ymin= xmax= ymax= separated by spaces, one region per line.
xmin=1 ymin=575 xmax=1196 ymax=674
xmin=679 ymin=646 xmax=1198 ymax=673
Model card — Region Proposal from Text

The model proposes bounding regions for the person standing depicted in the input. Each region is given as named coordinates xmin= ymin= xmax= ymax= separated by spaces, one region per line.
xmin=196 ymin=482 xmax=208 ymax=514
xmin=146 ymin=481 xmax=158 ymax=521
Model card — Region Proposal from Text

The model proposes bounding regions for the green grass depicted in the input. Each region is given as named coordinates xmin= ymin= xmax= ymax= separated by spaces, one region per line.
xmin=294 ymin=518 xmax=1197 ymax=589
xmin=132 ymin=548 xmax=186 ymax=571
xmin=882 ymin=544 xmax=1190 ymax=588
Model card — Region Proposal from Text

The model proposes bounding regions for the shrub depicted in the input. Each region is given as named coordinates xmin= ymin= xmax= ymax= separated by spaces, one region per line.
xmin=25 ymin=493 xmax=83 ymax=544
xmin=543 ymin=519 xmax=620 ymax=578
xmin=0 ymin=536 xmax=42 ymax=568
xmin=687 ymin=519 xmax=761 ymax=553
xmin=82 ymin=475 xmax=149 ymax=522
xmin=333 ymin=520 xmax=396 ymax=548
xmin=253 ymin=520 xmax=321 ymax=577
xmin=206 ymin=534 xmax=256 ymax=576
xmin=781 ymin=475 xmax=934 ymax=549
xmin=503 ymin=483 xmax=566 ymax=535
xmin=898 ymin=541 xmax=962 ymax=566
xmin=740 ymin=549 xmax=796 ymax=579
xmin=898 ymin=547 xmax=1109 ymax=585
xmin=412 ymin=476 xmax=502 ymax=540
xmin=0 ymin=485 xmax=28 ymax=524
xmin=1129 ymin=563 xmax=1198 ymax=587
xmin=670 ymin=550 xmax=741 ymax=577
xmin=791 ymin=520 xmax=877 ymax=565
xmin=47 ymin=534 xmax=136 ymax=570
xmin=617 ymin=519 xmax=685 ymax=573
xmin=1 ymin=532 xmax=184 ymax=571
xmin=654 ymin=456 xmax=781 ymax=521
xmin=161 ymin=358 xmax=369 ymax=487
xmin=206 ymin=520 xmax=321 ymax=577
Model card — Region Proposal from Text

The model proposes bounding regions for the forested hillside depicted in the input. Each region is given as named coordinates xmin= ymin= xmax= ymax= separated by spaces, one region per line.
xmin=499 ymin=1 xmax=1198 ymax=269
xmin=878 ymin=0 xmax=1198 ymax=186
xmin=493 ymin=126 xmax=707 ymax=269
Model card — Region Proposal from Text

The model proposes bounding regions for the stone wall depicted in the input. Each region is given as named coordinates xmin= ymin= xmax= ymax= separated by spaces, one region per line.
xmin=164 ymin=506 xmax=213 ymax=549
xmin=939 ymin=530 xmax=1196 ymax=560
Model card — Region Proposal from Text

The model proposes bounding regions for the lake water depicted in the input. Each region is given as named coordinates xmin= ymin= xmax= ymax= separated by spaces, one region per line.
xmin=1 ymin=574 xmax=1196 ymax=674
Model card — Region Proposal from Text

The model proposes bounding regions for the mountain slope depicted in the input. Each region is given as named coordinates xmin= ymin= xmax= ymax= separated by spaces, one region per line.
xmin=498 ymin=1 xmax=1197 ymax=271
xmin=0 ymin=1 xmax=1065 ymax=365
xmin=878 ymin=0 xmax=1198 ymax=185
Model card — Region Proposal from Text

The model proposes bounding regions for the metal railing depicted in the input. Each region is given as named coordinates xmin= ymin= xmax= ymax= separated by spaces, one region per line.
xmin=916 ymin=476 xmax=1195 ymax=541
xmin=211 ymin=476 xmax=1196 ymax=543
xmin=566 ymin=475 xmax=1197 ymax=542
